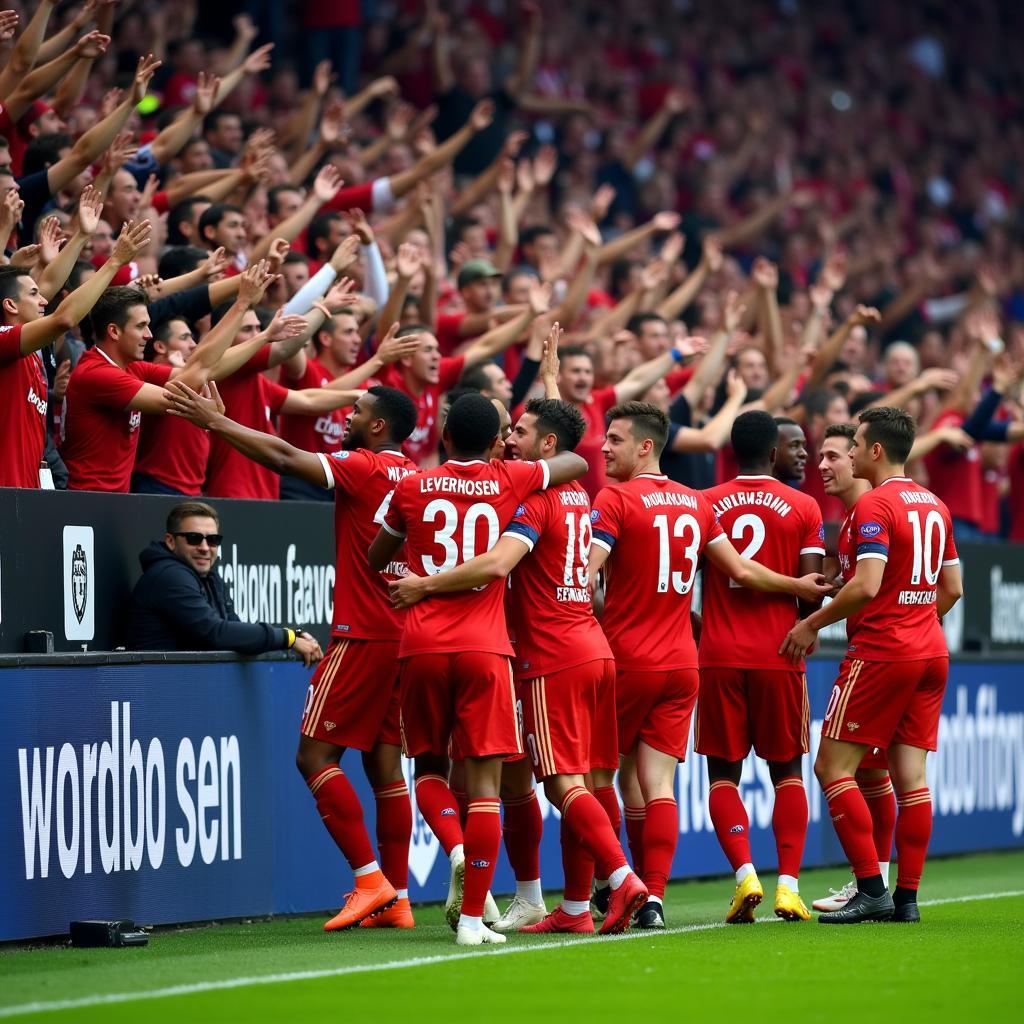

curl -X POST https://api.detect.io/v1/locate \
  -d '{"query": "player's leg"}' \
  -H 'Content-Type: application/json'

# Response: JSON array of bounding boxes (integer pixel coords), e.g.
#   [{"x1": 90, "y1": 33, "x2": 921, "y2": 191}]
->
[
  {"x1": 449, "y1": 758, "x2": 469, "y2": 827},
  {"x1": 360, "y1": 740, "x2": 414, "y2": 928},
  {"x1": 618, "y1": 754, "x2": 646, "y2": 878},
  {"x1": 886, "y1": 656, "x2": 949, "y2": 922},
  {"x1": 767, "y1": 758, "x2": 810, "y2": 920},
  {"x1": 613, "y1": 669, "x2": 649, "y2": 881},
  {"x1": 588, "y1": 765, "x2": 621, "y2": 919},
  {"x1": 459, "y1": 754, "x2": 505, "y2": 944},
  {"x1": 634, "y1": 740, "x2": 680, "y2": 930},
  {"x1": 493, "y1": 755, "x2": 545, "y2": 931}
]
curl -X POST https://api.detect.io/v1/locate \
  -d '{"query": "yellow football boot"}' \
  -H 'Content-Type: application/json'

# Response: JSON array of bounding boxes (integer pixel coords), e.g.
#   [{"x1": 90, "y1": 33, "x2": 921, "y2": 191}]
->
[
  {"x1": 726, "y1": 872, "x2": 763, "y2": 923},
  {"x1": 774, "y1": 882, "x2": 811, "y2": 921}
]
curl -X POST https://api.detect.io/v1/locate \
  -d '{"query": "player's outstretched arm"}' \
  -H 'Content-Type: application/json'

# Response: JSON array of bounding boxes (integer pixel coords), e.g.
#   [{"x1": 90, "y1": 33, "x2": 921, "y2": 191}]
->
[
  {"x1": 368, "y1": 526, "x2": 404, "y2": 573},
  {"x1": 937, "y1": 563, "x2": 964, "y2": 618},
  {"x1": 707, "y1": 537, "x2": 830, "y2": 601},
  {"x1": 545, "y1": 450, "x2": 589, "y2": 486},
  {"x1": 164, "y1": 381, "x2": 329, "y2": 487},
  {"x1": 779, "y1": 557, "x2": 885, "y2": 662},
  {"x1": 389, "y1": 536, "x2": 529, "y2": 609}
]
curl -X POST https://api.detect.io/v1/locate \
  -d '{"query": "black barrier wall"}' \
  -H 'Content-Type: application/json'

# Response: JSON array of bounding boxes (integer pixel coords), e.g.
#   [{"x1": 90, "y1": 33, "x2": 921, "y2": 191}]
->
[
  {"x1": 0, "y1": 489, "x2": 336, "y2": 653},
  {"x1": 0, "y1": 488, "x2": 1021, "y2": 655}
]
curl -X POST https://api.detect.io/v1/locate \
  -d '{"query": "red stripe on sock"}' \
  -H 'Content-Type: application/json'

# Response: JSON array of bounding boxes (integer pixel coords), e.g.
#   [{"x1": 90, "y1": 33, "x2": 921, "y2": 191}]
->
[{"x1": 307, "y1": 766, "x2": 376, "y2": 872}]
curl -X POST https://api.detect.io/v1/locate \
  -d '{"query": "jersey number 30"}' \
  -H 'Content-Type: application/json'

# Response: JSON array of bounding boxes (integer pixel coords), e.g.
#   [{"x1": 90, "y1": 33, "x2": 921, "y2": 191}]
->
[{"x1": 422, "y1": 498, "x2": 501, "y2": 574}]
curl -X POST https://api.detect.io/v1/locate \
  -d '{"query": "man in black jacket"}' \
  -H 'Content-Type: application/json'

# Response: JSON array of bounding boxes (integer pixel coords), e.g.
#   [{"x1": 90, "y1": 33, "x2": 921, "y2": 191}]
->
[{"x1": 128, "y1": 500, "x2": 323, "y2": 664}]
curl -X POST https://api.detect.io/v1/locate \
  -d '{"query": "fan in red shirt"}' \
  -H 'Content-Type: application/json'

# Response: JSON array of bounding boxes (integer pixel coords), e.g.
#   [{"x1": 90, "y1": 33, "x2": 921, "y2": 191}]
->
[
  {"x1": 390, "y1": 394, "x2": 647, "y2": 937},
  {"x1": 61, "y1": 258, "x2": 301, "y2": 493},
  {"x1": 368, "y1": 393, "x2": 588, "y2": 946},
  {"x1": 696, "y1": 411, "x2": 825, "y2": 925},
  {"x1": 0, "y1": 219, "x2": 148, "y2": 487},
  {"x1": 555, "y1": 335, "x2": 706, "y2": 499},
  {"x1": 589, "y1": 401, "x2": 828, "y2": 930},
  {"x1": 782, "y1": 407, "x2": 963, "y2": 925},
  {"x1": 166, "y1": 379, "x2": 422, "y2": 933}
]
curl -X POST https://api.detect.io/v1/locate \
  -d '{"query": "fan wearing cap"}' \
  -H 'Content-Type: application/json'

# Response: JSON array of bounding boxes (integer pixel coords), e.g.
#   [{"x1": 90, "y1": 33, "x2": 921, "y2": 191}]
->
[{"x1": 435, "y1": 258, "x2": 529, "y2": 356}]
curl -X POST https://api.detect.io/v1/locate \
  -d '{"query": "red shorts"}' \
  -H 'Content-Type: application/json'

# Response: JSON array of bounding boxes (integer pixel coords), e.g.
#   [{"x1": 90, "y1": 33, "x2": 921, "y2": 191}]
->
[
  {"x1": 399, "y1": 652, "x2": 521, "y2": 759},
  {"x1": 615, "y1": 667, "x2": 699, "y2": 760},
  {"x1": 300, "y1": 638, "x2": 401, "y2": 751},
  {"x1": 519, "y1": 659, "x2": 617, "y2": 780},
  {"x1": 859, "y1": 748, "x2": 889, "y2": 771},
  {"x1": 822, "y1": 656, "x2": 948, "y2": 751},
  {"x1": 695, "y1": 668, "x2": 809, "y2": 763}
]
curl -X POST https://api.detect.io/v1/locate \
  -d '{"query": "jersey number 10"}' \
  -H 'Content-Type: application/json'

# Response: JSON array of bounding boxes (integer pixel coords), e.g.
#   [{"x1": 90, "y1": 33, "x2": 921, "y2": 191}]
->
[{"x1": 907, "y1": 509, "x2": 945, "y2": 586}]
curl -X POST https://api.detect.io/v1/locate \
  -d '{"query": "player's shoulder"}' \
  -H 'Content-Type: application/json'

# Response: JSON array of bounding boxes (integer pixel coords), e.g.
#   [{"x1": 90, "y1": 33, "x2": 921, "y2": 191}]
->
[{"x1": 789, "y1": 486, "x2": 825, "y2": 518}]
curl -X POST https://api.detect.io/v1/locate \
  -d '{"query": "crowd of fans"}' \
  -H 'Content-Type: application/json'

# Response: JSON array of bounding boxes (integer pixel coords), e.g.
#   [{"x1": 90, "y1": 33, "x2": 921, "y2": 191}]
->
[{"x1": 1, "y1": 0, "x2": 1024, "y2": 541}]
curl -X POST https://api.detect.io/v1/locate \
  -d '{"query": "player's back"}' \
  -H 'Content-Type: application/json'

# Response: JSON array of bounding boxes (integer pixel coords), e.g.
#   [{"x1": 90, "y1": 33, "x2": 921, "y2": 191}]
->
[
  {"x1": 503, "y1": 482, "x2": 612, "y2": 678},
  {"x1": 592, "y1": 472, "x2": 722, "y2": 671},
  {"x1": 385, "y1": 457, "x2": 548, "y2": 657},
  {"x1": 845, "y1": 476, "x2": 958, "y2": 661},
  {"x1": 322, "y1": 448, "x2": 418, "y2": 641},
  {"x1": 700, "y1": 475, "x2": 825, "y2": 669}
]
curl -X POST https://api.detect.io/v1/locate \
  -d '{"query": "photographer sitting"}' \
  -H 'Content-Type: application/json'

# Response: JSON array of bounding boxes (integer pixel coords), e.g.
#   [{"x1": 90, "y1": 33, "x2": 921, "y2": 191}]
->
[{"x1": 128, "y1": 500, "x2": 322, "y2": 665}]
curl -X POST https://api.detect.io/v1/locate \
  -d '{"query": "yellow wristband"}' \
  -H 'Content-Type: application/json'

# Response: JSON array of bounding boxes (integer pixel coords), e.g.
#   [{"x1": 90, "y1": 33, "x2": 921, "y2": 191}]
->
[{"x1": 285, "y1": 628, "x2": 296, "y2": 648}]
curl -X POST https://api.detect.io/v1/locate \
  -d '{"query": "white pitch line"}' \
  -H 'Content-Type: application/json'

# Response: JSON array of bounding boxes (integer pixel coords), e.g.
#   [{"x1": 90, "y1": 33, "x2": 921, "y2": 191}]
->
[{"x1": 2, "y1": 889, "x2": 1021, "y2": 1019}]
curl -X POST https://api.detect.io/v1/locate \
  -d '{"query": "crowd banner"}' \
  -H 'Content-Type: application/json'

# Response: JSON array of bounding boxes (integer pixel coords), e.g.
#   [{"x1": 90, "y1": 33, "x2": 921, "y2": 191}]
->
[
  {"x1": 1, "y1": 489, "x2": 1023, "y2": 655},
  {"x1": 2, "y1": 654, "x2": 1022, "y2": 942}
]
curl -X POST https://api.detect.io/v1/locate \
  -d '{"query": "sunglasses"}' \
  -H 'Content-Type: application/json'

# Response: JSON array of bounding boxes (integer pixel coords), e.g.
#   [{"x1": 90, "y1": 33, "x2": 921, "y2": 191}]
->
[{"x1": 173, "y1": 531, "x2": 223, "y2": 547}]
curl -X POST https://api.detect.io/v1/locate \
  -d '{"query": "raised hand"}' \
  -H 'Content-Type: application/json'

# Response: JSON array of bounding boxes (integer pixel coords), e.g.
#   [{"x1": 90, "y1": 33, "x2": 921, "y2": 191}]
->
[
  {"x1": 367, "y1": 75, "x2": 399, "y2": 99},
  {"x1": 395, "y1": 242, "x2": 420, "y2": 279},
  {"x1": 725, "y1": 367, "x2": 747, "y2": 402},
  {"x1": 238, "y1": 258, "x2": 276, "y2": 307},
  {"x1": 674, "y1": 334, "x2": 709, "y2": 360},
  {"x1": 751, "y1": 256, "x2": 778, "y2": 290},
  {"x1": 9, "y1": 245, "x2": 40, "y2": 268},
  {"x1": 320, "y1": 99, "x2": 349, "y2": 148},
  {"x1": 722, "y1": 289, "x2": 746, "y2": 333},
  {"x1": 850, "y1": 304, "x2": 881, "y2": 328},
  {"x1": 243, "y1": 42, "x2": 274, "y2": 76},
  {"x1": 663, "y1": 87, "x2": 690, "y2": 115},
  {"x1": 313, "y1": 59, "x2": 334, "y2": 98},
  {"x1": 52, "y1": 359, "x2": 71, "y2": 403},
  {"x1": 965, "y1": 308, "x2": 1001, "y2": 345},
  {"x1": 329, "y1": 234, "x2": 361, "y2": 273},
  {"x1": 111, "y1": 219, "x2": 153, "y2": 265},
  {"x1": 469, "y1": 99, "x2": 495, "y2": 132},
  {"x1": 591, "y1": 183, "x2": 616, "y2": 221},
  {"x1": 501, "y1": 129, "x2": 529, "y2": 159},
  {"x1": 347, "y1": 207, "x2": 374, "y2": 246},
  {"x1": 541, "y1": 322, "x2": 562, "y2": 382},
  {"x1": 515, "y1": 158, "x2": 535, "y2": 195},
  {"x1": 232, "y1": 13, "x2": 259, "y2": 45},
  {"x1": 533, "y1": 145, "x2": 558, "y2": 188},
  {"x1": 496, "y1": 157, "x2": 515, "y2": 195},
  {"x1": 74, "y1": 29, "x2": 110, "y2": 59},
  {"x1": 265, "y1": 308, "x2": 310, "y2": 341},
  {"x1": 916, "y1": 367, "x2": 959, "y2": 393},
  {"x1": 193, "y1": 71, "x2": 220, "y2": 116},
  {"x1": 640, "y1": 258, "x2": 669, "y2": 291},
  {"x1": 820, "y1": 250, "x2": 848, "y2": 293},
  {"x1": 565, "y1": 206, "x2": 602, "y2": 248},
  {"x1": 37, "y1": 217, "x2": 64, "y2": 265},
  {"x1": 528, "y1": 278, "x2": 553, "y2": 316},
  {"x1": 702, "y1": 234, "x2": 724, "y2": 272},
  {"x1": 0, "y1": 10, "x2": 18, "y2": 43},
  {"x1": 202, "y1": 246, "x2": 231, "y2": 279},
  {"x1": 325, "y1": 276, "x2": 358, "y2": 310},
  {"x1": 165, "y1": 379, "x2": 221, "y2": 428},
  {"x1": 652, "y1": 210, "x2": 681, "y2": 232},
  {"x1": 0, "y1": 189, "x2": 24, "y2": 239},
  {"x1": 100, "y1": 88, "x2": 123, "y2": 119},
  {"x1": 809, "y1": 281, "x2": 833, "y2": 312},
  {"x1": 386, "y1": 101, "x2": 416, "y2": 142},
  {"x1": 265, "y1": 237, "x2": 290, "y2": 274},
  {"x1": 138, "y1": 173, "x2": 160, "y2": 213},
  {"x1": 660, "y1": 230, "x2": 685, "y2": 265},
  {"x1": 312, "y1": 164, "x2": 344, "y2": 203},
  {"x1": 131, "y1": 54, "x2": 162, "y2": 104},
  {"x1": 377, "y1": 324, "x2": 423, "y2": 364}
]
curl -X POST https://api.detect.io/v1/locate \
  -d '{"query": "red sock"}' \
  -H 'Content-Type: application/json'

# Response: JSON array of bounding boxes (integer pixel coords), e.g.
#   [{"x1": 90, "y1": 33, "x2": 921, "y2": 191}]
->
[
  {"x1": 462, "y1": 798, "x2": 501, "y2": 917},
  {"x1": 593, "y1": 785, "x2": 622, "y2": 837},
  {"x1": 414, "y1": 774, "x2": 464, "y2": 856},
  {"x1": 452, "y1": 788, "x2": 469, "y2": 829},
  {"x1": 502, "y1": 791, "x2": 543, "y2": 882},
  {"x1": 624, "y1": 805, "x2": 646, "y2": 878},
  {"x1": 895, "y1": 788, "x2": 932, "y2": 890},
  {"x1": 562, "y1": 786, "x2": 628, "y2": 879},
  {"x1": 307, "y1": 766, "x2": 376, "y2": 873},
  {"x1": 560, "y1": 815, "x2": 595, "y2": 903},
  {"x1": 772, "y1": 776, "x2": 808, "y2": 879},
  {"x1": 642, "y1": 798, "x2": 678, "y2": 900},
  {"x1": 859, "y1": 774, "x2": 897, "y2": 864},
  {"x1": 823, "y1": 777, "x2": 880, "y2": 879},
  {"x1": 374, "y1": 781, "x2": 412, "y2": 892},
  {"x1": 708, "y1": 780, "x2": 751, "y2": 872}
]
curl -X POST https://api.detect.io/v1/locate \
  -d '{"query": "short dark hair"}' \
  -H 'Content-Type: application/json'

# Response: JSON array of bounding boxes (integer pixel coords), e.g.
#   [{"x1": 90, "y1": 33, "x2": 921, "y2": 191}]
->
[
  {"x1": 308, "y1": 211, "x2": 342, "y2": 257},
  {"x1": 803, "y1": 387, "x2": 842, "y2": 420},
  {"x1": 159, "y1": 245, "x2": 209, "y2": 280},
  {"x1": 167, "y1": 195, "x2": 211, "y2": 246},
  {"x1": 396, "y1": 323, "x2": 431, "y2": 339},
  {"x1": 445, "y1": 392, "x2": 500, "y2": 454},
  {"x1": 62, "y1": 259, "x2": 94, "y2": 296},
  {"x1": 203, "y1": 109, "x2": 239, "y2": 135},
  {"x1": 198, "y1": 203, "x2": 243, "y2": 244},
  {"x1": 0, "y1": 265, "x2": 32, "y2": 302},
  {"x1": 366, "y1": 385, "x2": 417, "y2": 444},
  {"x1": 87, "y1": 286, "x2": 148, "y2": 345},
  {"x1": 267, "y1": 184, "x2": 302, "y2": 217},
  {"x1": 145, "y1": 317, "x2": 192, "y2": 362},
  {"x1": 824, "y1": 423, "x2": 857, "y2": 445},
  {"x1": 452, "y1": 215, "x2": 482, "y2": 242},
  {"x1": 521, "y1": 224, "x2": 556, "y2": 246},
  {"x1": 22, "y1": 132, "x2": 72, "y2": 176},
  {"x1": 282, "y1": 251, "x2": 309, "y2": 267},
  {"x1": 773, "y1": 416, "x2": 801, "y2": 429},
  {"x1": 524, "y1": 398, "x2": 586, "y2": 452},
  {"x1": 626, "y1": 312, "x2": 667, "y2": 336},
  {"x1": 731, "y1": 410, "x2": 779, "y2": 466},
  {"x1": 559, "y1": 344, "x2": 592, "y2": 365},
  {"x1": 858, "y1": 406, "x2": 915, "y2": 464},
  {"x1": 606, "y1": 400, "x2": 670, "y2": 456},
  {"x1": 167, "y1": 500, "x2": 219, "y2": 534},
  {"x1": 444, "y1": 385, "x2": 480, "y2": 406},
  {"x1": 210, "y1": 301, "x2": 234, "y2": 327},
  {"x1": 848, "y1": 391, "x2": 886, "y2": 417},
  {"x1": 459, "y1": 361, "x2": 497, "y2": 392}
]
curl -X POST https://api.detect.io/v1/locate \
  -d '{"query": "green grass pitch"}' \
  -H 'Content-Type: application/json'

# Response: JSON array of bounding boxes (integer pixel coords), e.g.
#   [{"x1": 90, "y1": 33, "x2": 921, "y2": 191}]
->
[{"x1": 1, "y1": 851, "x2": 1020, "y2": 1022}]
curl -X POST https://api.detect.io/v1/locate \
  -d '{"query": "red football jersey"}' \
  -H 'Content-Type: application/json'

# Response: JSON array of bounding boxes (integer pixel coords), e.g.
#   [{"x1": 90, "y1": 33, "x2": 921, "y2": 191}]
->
[
  {"x1": 1009, "y1": 442, "x2": 1024, "y2": 542},
  {"x1": 574, "y1": 386, "x2": 617, "y2": 499},
  {"x1": 502, "y1": 481, "x2": 612, "y2": 679},
  {"x1": 843, "y1": 476, "x2": 958, "y2": 661},
  {"x1": 379, "y1": 355, "x2": 465, "y2": 465},
  {"x1": 592, "y1": 473, "x2": 725, "y2": 671},
  {"x1": 317, "y1": 447, "x2": 418, "y2": 641},
  {"x1": 700, "y1": 475, "x2": 825, "y2": 670},
  {"x1": 0, "y1": 324, "x2": 48, "y2": 488},
  {"x1": 384, "y1": 457, "x2": 550, "y2": 657},
  {"x1": 206, "y1": 348, "x2": 289, "y2": 499},
  {"x1": 133, "y1": 410, "x2": 209, "y2": 494},
  {"x1": 60, "y1": 348, "x2": 173, "y2": 492},
  {"x1": 277, "y1": 355, "x2": 348, "y2": 456},
  {"x1": 923, "y1": 410, "x2": 984, "y2": 527}
]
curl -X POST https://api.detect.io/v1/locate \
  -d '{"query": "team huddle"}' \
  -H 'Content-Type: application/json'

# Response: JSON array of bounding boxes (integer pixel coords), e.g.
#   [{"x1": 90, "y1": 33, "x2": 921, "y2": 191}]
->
[{"x1": 167, "y1": 329, "x2": 963, "y2": 945}]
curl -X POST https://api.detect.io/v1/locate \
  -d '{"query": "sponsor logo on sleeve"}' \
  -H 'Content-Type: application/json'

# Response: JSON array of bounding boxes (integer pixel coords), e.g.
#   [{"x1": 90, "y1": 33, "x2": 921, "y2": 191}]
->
[
  {"x1": 859, "y1": 522, "x2": 882, "y2": 538},
  {"x1": 819, "y1": 524, "x2": 826, "y2": 541},
  {"x1": 515, "y1": 504, "x2": 526, "y2": 517},
  {"x1": 332, "y1": 451, "x2": 350, "y2": 460},
  {"x1": 590, "y1": 509, "x2": 600, "y2": 522}
]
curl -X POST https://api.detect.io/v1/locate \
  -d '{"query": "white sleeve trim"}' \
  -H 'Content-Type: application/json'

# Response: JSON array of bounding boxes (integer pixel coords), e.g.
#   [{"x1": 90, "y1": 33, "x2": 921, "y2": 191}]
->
[
  {"x1": 942, "y1": 558, "x2": 960, "y2": 566},
  {"x1": 372, "y1": 177, "x2": 395, "y2": 213},
  {"x1": 591, "y1": 536, "x2": 614, "y2": 553},
  {"x1": 501, "y1": 530, "x2": 535, "y2": 551},
  {"x1": 539, "y1": 460, "x2": 551, "y2": 490},
  {"x1": 857, "y1": 552, "x2": 888, "y2": 562},
  {"x1": 283, "y1": 262, "x2": 338, "y2": 315},
  {"x1": 315, "y1": 453, "x2": 335, "y2": 490},
  {"x1": 800, "y1": 546, "x2": 827, "y2": 555},
  {"x1": 706, "y1": 533, "x2": 728, "y2": 545},
  {"x1": 381, "y1": 520, "x2": 405, "y2": 539}
]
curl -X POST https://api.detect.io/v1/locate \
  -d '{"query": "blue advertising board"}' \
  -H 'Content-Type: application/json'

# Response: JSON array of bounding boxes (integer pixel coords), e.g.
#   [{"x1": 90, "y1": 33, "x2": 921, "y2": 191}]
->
[{"x1": 2, "y1": 658, "x2": 1022, "y2": 941}]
